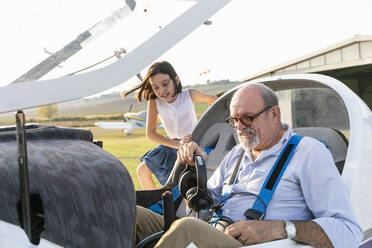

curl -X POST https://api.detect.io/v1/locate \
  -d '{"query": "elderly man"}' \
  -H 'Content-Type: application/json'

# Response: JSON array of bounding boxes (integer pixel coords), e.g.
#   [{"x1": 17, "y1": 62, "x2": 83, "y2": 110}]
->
[{"x1": 135, "y1": 83, "x2": 362, "y2": 248}]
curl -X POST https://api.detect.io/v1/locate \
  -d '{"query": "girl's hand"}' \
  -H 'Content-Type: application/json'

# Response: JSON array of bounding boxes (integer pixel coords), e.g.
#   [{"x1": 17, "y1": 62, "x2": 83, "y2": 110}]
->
[
  {"x1": 178, "y1": 141, "x2": 206, "y2": 165},
  {"x1": 120, "y1": 91, "x2": 127, "y2": 101},
  {"x1": 180, "y1": 135, "x2": 192, "y2": 146}
]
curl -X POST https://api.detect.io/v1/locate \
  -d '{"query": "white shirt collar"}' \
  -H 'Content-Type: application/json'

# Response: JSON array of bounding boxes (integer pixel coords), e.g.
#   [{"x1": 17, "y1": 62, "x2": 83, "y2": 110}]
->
[{"x1": 250, "y1": 128, "x2": 293, "y2": 161}]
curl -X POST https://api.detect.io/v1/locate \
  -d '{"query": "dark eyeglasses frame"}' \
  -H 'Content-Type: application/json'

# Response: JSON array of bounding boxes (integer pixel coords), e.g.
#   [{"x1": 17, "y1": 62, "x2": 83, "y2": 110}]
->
[{"x1": 226, "y1": 105, "x2": 274, "y2": 127}]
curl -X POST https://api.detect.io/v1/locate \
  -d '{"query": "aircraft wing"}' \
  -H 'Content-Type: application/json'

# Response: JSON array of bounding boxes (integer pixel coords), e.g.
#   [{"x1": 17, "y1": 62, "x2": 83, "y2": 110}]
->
[
  {"x1": 94, "y1": 122, "x2": 136, "y2": 129},
  {"x1": 0, "y1": 0, "x2": 231, "y2": 114}
]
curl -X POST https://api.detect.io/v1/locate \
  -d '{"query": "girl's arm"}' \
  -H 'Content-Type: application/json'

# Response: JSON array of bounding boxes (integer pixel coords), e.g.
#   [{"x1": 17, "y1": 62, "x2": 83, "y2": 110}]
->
[
  {"x1": 146, "y1": 99, "x2": 182, "y2": 149},
  {"x1": 188, "y1": 88, "x2": 218, "y2": 105}
]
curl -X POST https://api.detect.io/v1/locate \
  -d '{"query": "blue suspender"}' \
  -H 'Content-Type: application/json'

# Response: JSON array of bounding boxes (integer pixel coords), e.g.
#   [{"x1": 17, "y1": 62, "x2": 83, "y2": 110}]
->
[
  {"x1": 246, "y1": 134, "x2": 303, "y2": 219},
  {"x1": 210, "y1": 135, "x2": 303, "y2": 224}
]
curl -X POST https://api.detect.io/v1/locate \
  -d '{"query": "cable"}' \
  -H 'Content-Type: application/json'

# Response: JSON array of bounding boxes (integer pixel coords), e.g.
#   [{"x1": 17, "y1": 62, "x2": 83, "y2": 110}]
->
[
  {"x1": 230, "y1": 191, "x2": 267, "y2": 217},
  {"x1": 66, "y1": 55, "x2": 115, "y2": 76},
  {"x1": 186, "y1": 191, "x2": 267, "y2": 224},
  {"x1": 66, "y1": 48, "x2": 127, "y2": 76},
  {"x1": 208, "y1": 191, "x2": 267, "y2": 223}
]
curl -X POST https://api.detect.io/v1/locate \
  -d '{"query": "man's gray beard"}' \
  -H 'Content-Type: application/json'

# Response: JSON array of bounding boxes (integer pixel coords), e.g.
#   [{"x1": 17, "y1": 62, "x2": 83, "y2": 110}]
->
[{"x1": 238, "y1": 127, "x2": 260, "y2": 151}]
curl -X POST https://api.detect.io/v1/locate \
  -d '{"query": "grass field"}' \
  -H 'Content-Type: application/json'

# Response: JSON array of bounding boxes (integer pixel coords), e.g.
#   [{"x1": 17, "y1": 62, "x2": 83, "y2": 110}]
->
[
  {"x1": 0, "y1": 93, "x2": 218, "y2": 189},
  {"x1": 90, "y1": 126, "x2": 166, "y2": 190},
  {"x1": 0, "y1": 103, "x2": 211, "y2": 189}
]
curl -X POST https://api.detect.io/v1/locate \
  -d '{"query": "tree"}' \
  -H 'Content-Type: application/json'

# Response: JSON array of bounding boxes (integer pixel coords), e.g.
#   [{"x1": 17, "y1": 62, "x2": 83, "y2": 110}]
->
[{"x1": 37, "y1": 104, "x2": 59, "y2": 119}]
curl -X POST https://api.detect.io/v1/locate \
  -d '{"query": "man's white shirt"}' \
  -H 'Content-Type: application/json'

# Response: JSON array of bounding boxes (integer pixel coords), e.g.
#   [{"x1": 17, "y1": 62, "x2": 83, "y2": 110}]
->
[{"x1": 207, "y1": 128, "x2": 362, "y2": 248}]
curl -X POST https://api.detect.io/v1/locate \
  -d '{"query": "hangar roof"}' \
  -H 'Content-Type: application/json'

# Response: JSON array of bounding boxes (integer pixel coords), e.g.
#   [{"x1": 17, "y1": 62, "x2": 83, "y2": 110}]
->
[{"x1": 241, "y1": 35, "x2": 372, "y2": 82}]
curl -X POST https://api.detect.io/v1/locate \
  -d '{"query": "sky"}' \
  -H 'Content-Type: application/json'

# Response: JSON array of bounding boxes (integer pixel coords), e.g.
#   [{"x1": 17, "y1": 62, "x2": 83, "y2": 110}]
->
[{"x1": 1, "y1": 0, "x2": 372, "y2": 97}]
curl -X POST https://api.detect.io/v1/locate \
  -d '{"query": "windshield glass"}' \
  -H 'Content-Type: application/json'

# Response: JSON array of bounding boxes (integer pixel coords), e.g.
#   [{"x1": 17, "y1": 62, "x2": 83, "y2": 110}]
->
[{"x1": 278, "y1": 88, "x2": 350, "y2": 138}]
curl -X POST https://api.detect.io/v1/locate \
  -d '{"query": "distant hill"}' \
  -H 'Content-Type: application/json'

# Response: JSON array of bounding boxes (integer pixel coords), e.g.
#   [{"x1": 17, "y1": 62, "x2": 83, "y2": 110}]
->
[
  {"x1": 58, "y1": 79, "x2": 241, "y2": 117},
  {"x1": 0, "y1": 79, "x2": 241, "y2": 122},
  {"x1": 185, "y1": 79, "x2": 241, "y2": 96},
  {"x1": 58, "y1": 96, "x2": 147, "y2": 116}
]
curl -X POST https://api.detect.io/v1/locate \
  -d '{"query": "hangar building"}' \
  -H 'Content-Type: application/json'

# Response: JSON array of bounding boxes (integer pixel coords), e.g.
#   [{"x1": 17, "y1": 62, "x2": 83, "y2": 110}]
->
[{"x1": 242, "y1": 35, "x2": 372, "y2": 110}]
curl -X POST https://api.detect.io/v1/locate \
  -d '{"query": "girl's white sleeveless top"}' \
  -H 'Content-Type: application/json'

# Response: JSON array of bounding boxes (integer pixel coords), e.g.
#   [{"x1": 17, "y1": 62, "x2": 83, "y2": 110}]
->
[{"x1": 156, "y1": 89, "x2": 197, "y2": 139}]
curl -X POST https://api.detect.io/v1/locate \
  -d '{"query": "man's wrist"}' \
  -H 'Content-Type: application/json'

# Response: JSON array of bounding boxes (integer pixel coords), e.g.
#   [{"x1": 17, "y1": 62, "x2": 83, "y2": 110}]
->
[{"x1": 272, "y1": 221, "x2": 287, "y2": 240}]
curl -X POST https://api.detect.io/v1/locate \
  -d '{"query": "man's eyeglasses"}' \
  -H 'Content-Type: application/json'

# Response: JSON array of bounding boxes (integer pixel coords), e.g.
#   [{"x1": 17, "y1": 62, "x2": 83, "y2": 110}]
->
[{"x1": 226, "y1": 105, "x2": 274, "y2": 127}]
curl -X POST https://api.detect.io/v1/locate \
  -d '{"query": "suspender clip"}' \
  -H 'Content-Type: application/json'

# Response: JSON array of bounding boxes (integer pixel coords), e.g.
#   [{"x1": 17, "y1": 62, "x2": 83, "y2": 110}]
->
[{"x1": 244, "y1": 208, "x2": 264, "y2": 220}]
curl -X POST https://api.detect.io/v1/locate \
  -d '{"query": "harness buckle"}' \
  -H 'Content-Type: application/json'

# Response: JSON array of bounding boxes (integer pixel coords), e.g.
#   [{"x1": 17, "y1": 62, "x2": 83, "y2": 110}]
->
[
  {"x1": 244, "y1": 208, "x2": 264, "y2": 220},
  {"x1": 209, "y1": 215, "x2": 234, "y2": 232}
]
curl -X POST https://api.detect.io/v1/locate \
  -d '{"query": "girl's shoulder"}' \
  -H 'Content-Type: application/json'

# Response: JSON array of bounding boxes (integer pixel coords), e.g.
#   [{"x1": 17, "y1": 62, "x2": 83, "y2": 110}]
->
[
  {"x1": 186, "y1": 88, "x2": 198, "y2": 94},
  {"x1": 186, "y1": 88, "x2": 200, "y2": 99},
  {"x1": 187, "y1": 88, "x2": 217, "y2": 104}
]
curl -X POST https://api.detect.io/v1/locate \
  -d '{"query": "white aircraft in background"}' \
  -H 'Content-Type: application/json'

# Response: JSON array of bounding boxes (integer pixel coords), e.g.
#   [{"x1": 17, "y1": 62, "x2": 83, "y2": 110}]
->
[{"x1": 94, "y1": 109, "x2": 163, "y2": 135}]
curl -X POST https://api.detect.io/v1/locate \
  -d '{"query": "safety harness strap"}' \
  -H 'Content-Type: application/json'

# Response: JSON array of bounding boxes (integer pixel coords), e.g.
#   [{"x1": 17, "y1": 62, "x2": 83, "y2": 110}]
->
[
  {"x1": 209, "y1": 151, "x2": 244, "y2": 227},
  {"x1": 219, "y1": 151, "x2": 245, "y2": 204},
  {"x1": 209, "y1": 134, "x2": 303, "y2": 225},
  {"x1": 246, "y1": 134, "x2": 303, "y2": 219},
  {"x1": 228, "y1": 151, "x2": 245, "y2": 185}
]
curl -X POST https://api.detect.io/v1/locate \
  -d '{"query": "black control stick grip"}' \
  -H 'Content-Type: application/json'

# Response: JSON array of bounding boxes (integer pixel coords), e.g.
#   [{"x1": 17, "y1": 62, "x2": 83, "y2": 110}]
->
[{"x1": 162, "y1": 191, "x2": 175, "y2": 231}]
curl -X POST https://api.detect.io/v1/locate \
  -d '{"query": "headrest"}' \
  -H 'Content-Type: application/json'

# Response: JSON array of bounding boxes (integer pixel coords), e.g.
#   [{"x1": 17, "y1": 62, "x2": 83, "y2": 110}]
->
[
  {"x1": 294, "y1": 127, "x2": 348, "y2": 174},
  {"x1": 198, "y1": 123, "x2": 239, "y2": 177}
]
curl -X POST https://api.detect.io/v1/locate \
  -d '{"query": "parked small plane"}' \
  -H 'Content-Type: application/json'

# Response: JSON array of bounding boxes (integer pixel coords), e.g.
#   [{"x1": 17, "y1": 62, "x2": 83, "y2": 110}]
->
[
  {"x1": 0, "y1": 0, "x2": 371, "y2": 248},
  {"x1": 94, "y1": 109, "x2": 163, "y2": 135}
]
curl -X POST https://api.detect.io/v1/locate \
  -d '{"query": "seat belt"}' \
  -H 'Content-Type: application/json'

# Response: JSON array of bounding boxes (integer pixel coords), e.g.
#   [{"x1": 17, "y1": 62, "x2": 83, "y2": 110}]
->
[
  {"x1": 245, "y1": 134, "x2": 303, "y2": 220},
  {"x1": 208, "y1": 152, "x2": 244, "y2": 228},
  {"x1": 209, "y1": 134, "x2": 303, "y2": 226}
]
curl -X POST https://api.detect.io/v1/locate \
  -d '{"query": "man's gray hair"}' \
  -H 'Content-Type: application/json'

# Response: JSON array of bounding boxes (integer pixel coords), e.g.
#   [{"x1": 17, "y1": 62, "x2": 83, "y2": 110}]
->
[{"x1": 260, "y1": 85, "x2": 278, "y2": 107}]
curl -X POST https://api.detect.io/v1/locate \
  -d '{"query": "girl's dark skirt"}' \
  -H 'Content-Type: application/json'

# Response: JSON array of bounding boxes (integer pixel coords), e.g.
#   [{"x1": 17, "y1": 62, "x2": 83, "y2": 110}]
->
[{"x1": 140, "y1": 144, "x2": 178, "y2": 185}]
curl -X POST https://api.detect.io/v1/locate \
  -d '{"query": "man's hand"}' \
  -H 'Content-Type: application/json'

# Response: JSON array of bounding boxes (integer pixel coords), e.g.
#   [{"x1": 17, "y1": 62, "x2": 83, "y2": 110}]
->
[
  {"x1": 224, "y1": 220, "x2": 286, "y2": 245},
  {"x1": 177, "y1": 141, "x2": 206, "y2": 165}
]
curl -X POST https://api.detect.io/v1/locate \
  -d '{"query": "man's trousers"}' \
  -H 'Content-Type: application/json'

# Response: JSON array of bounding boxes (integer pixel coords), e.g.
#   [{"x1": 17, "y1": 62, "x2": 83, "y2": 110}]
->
[{"x1": 135, "y1": 206, "x2": 242, "y2": 248}]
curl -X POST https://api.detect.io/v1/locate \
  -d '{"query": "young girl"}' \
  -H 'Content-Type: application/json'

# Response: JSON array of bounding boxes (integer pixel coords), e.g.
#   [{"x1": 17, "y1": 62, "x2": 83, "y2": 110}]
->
[{"x1": 122, "y1": 61, "x2": 217, "y2": 189}]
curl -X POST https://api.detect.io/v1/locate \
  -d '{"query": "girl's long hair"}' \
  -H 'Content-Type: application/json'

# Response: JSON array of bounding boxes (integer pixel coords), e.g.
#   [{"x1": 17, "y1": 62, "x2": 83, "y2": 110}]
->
[{"x1": 123, "y1": 61, "x2": 182, "y2": 102}]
